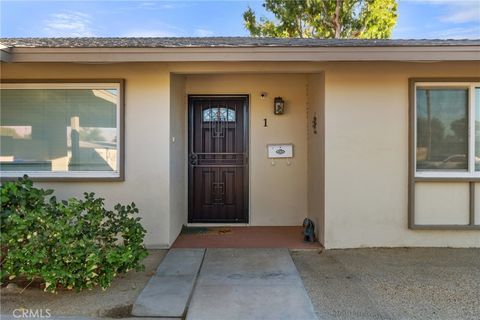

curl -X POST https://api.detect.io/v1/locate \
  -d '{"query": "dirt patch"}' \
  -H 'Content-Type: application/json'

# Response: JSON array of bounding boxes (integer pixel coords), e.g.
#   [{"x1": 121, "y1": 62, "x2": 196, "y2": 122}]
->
[
  {"x1": 97, "y1": 304, "x2": 133, "y2": 318},
  {"x1": 0, "y1": 249, "x2": 166, "y2": 318}
]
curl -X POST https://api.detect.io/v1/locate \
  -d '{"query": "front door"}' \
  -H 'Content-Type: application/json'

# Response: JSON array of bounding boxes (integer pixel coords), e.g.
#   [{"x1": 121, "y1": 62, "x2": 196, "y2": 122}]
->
[{"x1": 188, "y1": 96, "x2": 249, "y2": 223}]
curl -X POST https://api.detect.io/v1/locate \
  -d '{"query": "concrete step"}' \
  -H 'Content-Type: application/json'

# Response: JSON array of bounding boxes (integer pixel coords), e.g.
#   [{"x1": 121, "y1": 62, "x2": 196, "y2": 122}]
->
[{"x1": 131, "y1": 248, "x2": 205, "y2": 318}]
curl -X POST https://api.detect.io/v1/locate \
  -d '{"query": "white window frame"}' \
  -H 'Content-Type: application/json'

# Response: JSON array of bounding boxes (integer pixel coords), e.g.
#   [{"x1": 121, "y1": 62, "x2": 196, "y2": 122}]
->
[
  {"x1": 414, "y1": 82, "x2": 480, "y2": 179},
  {"x1": 0, "y1": 82, "x2": 123, "y2": 179}
]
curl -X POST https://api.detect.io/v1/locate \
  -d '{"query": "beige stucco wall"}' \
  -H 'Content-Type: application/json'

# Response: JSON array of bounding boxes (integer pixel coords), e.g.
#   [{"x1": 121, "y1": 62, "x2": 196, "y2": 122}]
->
[
  {"x1": 1, "y1": 65, "x2": 310, "y2": 246},
  {"x1": 185, "y1": 73, "x2": 308, "y2": 226},
  {"x1": 322, "y1": 61, "x2": 480, "y2": 248},
  {"x1": 1, "y1": 63, "x2": 173, "y2": 248},
  {"x1": 307, "y1": 73, "x2": 325, "y2": 244},
  {"x1": 2, "y1": 60, "x2": 479, "y2": 249},
  {"x1": 169, "y1": 74, "x2": 187, "y2": 244}
]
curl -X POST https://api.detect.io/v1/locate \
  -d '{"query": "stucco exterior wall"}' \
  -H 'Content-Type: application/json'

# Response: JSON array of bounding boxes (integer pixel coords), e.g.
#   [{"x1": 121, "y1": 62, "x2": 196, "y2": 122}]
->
[
  {"x1": 169, "y1": 74, "x2": 187, "y2": 244},
  {"x1": 1, "y1": 63, "x2": 173, "y2": 248},
  {"x1": 322, "y1": 61, "x2": 480, "y2": 248},
  {"x1": 185, "y1": 74, "x2": 309, "y2": 226},
  {"x1": 307, "y1": 73, "x2": 325, "y2": 244},
  {"x1": 2, "y1": 61, "x2": 479, "y2": 249},
  {"x1": 1, "y1": 65, "x2": 311, "y2": 246}
]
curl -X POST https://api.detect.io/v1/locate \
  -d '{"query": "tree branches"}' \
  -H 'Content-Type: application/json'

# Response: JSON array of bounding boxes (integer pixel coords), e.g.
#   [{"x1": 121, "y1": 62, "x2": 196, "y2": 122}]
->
[{"x1": 243, "y1": 0, "x2": 398, "y2": 39}]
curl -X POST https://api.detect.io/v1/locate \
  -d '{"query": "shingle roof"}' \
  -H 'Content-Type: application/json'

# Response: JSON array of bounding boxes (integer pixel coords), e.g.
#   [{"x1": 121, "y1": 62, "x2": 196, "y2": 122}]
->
[{"x1": 1, "y1": 37, "x2": 479, "y2": 48}]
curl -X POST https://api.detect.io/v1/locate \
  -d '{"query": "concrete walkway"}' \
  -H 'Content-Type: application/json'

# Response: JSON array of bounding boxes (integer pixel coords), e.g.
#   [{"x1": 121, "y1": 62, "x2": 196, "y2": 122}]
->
[
  {"x1": 132, "y1": 249, "x2": 205, "y2": 318},
  {"x1": 133, "y1": 248, "x2": 317, "y2": 320}
]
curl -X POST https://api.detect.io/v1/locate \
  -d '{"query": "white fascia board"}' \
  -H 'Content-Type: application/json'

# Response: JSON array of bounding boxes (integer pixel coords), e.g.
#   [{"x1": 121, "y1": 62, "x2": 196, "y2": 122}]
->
[{"x1": 7, "y1": 46, "x2": 480, "y2": 62}]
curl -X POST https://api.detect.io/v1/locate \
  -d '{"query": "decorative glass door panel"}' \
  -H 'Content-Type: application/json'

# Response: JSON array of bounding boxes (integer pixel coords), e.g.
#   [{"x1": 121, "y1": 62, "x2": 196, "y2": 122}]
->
[{"x1": 188, "y1": 96, "x2": 248, "y2": 223}]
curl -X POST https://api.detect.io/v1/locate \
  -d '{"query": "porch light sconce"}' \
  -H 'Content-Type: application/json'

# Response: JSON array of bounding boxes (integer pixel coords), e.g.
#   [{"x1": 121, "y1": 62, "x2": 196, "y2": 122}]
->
[{"x1": 274, "y1": 97, "x2": 285, "y2": 115}]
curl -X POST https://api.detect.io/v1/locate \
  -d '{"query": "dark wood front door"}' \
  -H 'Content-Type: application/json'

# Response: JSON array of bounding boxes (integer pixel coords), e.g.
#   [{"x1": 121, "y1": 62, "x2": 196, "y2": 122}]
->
[{"x1": 188, "y1": 96, "x2": 249, "y2": 223}]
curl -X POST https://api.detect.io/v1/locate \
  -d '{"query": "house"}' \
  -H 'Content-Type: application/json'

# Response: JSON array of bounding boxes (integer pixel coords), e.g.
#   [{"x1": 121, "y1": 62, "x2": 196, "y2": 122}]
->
[{"x1": 1, "y1": 37, "x2": 479, "y2": 249}]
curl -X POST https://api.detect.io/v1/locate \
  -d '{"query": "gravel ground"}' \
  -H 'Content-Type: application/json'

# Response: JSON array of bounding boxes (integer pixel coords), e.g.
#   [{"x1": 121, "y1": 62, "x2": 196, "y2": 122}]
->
[
  {"x1": 0, "y1": 250, "x2": 166, "y2": 318},
  {"x1": 291, "y1": 248, "x2": 480, "y2": 320}
]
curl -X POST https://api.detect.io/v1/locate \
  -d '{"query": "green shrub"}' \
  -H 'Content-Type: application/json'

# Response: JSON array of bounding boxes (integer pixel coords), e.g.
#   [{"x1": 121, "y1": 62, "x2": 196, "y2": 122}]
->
[{"x1": 0, "y1": 176, "x2": 148, "y2": 292}]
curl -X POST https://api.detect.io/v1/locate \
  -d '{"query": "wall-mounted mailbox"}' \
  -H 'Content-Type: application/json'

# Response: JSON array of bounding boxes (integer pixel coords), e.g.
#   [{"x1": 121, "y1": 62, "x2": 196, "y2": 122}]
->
[{"x1": 267, "y1": 144, "x2": 294, "y2": 158}]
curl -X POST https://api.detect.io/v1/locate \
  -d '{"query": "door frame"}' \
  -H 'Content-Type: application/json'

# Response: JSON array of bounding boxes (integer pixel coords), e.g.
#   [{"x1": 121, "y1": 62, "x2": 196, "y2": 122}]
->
[{"x1": 187, "y1": 94, "x2": 250, "y2": 224}]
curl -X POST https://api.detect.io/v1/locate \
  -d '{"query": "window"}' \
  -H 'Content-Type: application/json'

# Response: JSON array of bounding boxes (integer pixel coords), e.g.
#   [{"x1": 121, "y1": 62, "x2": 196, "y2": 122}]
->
[
  {"x1": 414, "y1": 81, "x2": 480, "y2": 178},
  {"x1": 0, "y1": 81, "x2": 123, "y2": 179},
  {"x1": 202, "y1": 107, "x2": 236, "y2": 122}
]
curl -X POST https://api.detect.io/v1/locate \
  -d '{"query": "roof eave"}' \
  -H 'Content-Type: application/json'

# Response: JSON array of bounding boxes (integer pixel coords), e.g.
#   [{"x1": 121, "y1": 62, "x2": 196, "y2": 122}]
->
[{"x1": 4, "y1": 45, "x2": 480, "y2": 63}]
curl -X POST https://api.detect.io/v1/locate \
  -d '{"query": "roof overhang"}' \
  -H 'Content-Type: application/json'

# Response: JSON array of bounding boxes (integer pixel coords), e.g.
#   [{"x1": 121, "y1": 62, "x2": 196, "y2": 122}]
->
[{"x1": 3, "y1": 45, "x2": 479, "y2": 63}]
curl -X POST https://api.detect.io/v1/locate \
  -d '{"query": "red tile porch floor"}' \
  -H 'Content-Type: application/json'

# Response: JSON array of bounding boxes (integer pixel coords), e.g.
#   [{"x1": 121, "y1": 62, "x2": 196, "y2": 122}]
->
[{"x1": 171, "y1": 226, "x2": 322, "y2": 249}]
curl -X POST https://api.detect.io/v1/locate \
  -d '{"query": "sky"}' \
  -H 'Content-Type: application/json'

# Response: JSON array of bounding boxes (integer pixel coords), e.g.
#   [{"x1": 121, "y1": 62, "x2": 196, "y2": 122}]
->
[{"x1": 0, "y1": 0, "x2": 479, "y2": 39}]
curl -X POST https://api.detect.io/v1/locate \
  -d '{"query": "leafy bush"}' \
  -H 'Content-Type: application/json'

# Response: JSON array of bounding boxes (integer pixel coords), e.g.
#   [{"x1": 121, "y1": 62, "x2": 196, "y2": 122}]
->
[{"x1": 1, "y1": 176, "x2": 148, "y2": 292}]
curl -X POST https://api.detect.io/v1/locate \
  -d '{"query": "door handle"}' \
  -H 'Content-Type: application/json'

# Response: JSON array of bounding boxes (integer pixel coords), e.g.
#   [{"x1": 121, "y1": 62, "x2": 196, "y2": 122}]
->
[{"x1": 190, "y1": 153, "x2": 198, "y2": 165}]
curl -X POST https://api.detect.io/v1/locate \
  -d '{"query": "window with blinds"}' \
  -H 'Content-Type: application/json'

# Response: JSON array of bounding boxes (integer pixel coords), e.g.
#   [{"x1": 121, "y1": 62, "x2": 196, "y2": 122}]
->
[{"x1": 0, "y1": 82, "x2": 122, "y2": 179}]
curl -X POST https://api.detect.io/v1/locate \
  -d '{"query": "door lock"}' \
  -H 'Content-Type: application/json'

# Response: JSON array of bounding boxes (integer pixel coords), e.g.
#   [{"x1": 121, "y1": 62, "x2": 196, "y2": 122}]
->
[{"x1": 190, "y1": 153, "x2": 198, "y2": 165}]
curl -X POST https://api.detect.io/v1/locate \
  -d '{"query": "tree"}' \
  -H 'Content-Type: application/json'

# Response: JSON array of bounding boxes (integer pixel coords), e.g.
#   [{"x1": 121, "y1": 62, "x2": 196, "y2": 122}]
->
[
  {"x1": 243, "y1": 0, "x2": 398, "y2": 39},
  {"x1": 80, "y1": 127, "x2": 106, "y2": 142}
]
